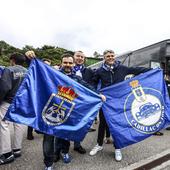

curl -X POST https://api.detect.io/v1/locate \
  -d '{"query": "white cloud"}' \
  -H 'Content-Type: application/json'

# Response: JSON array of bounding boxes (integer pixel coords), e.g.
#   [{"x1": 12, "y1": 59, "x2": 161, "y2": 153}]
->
[{"x1": 0, "y1": 0, "x2": 170, "y2": 56}]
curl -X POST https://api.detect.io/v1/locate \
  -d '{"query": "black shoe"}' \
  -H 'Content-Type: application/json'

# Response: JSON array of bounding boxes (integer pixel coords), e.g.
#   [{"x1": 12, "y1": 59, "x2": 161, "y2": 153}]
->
[
  {"x1": 0, "y1": 153, "x2": 14, "y2": 165},
  {"x1": 13, "y1": 149, "x2": 21, "y2": 158},
  {"x1": 88, "y1": 128, "x2": 96, "y2": 132},
  {"x1": 27, "y1": 135, "x2": 34, "y2": 140},
  {"x1": 53, "y1": 154, "x2": 60, "y2": 162},
  {"x1": 166, "y1": 127, "x2": 170, "y2": 130},
  {"x1": 74, "y1": 146, "x2": 86, "y2": 154},
  {"x1": 153, "y1": 132, "x2": 164, "y2": 136}
]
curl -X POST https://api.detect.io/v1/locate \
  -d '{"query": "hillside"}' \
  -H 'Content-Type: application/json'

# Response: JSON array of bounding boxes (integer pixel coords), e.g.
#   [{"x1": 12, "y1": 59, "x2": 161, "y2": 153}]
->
[{"x1": 0, "y1": 41, "x2": 102, "y2": 66}]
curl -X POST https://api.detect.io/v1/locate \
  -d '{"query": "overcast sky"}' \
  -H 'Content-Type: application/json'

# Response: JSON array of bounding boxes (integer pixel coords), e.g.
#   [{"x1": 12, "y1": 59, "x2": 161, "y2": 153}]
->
[{"x1": 0, "y1": 0, "x2": 170, "y2": 56}]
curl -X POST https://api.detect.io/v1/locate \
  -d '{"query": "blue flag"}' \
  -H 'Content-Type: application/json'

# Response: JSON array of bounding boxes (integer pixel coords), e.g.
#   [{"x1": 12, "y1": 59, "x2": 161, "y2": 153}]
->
[
  {"x1": 4, "y1": 59, "x2": 102, "y2": 142},
  {"x1": 101, "y1": 69, "x2": 170, "y2": 149}
]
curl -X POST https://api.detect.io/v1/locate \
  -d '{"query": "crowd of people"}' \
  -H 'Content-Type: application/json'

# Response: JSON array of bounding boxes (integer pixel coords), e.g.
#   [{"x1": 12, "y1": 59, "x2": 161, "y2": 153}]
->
[{"x1": 0, "y1": 50, "x2": 166, "y2": 170}]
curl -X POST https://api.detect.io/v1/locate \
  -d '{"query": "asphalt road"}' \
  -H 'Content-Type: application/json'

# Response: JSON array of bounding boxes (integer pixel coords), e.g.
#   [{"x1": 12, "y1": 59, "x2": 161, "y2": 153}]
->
[{"x1": 1, "y1": 123, "x2": 170, "y2": 170}]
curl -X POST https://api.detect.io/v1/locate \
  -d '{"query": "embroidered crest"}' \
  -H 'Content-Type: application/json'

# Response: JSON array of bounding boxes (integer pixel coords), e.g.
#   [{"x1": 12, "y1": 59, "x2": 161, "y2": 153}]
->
[{"x1": 42, "y1": 86, "x2": 78, "y2": 125}]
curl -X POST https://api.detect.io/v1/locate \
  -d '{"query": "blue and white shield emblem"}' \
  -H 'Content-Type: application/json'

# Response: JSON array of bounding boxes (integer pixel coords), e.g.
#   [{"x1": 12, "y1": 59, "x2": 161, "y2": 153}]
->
[
  {"x1": 124, "y1": 80, "x2": 165, "y2": 134},
  {"x1": 42, "y1": 93, "x2": 75, "y2": 125}
]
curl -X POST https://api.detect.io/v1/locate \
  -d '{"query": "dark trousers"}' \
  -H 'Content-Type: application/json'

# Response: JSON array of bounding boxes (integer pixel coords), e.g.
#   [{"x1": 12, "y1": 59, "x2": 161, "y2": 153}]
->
[
  {"x1": 74, "y1": 142, "x2": 81, "y2": 148},
  {"x1": 55, "y1": 138, "x2": 70, "y2": 154},
  {"x1": 43, "y1": 134, "x2": 70, "y2": 167},
  {"x1": 106, "y1": 124, "x2": 110, "y2": 138},
  {"x1": 27, "y1": 126, "x2": 33, "y2": 137},
  {"x1": 43, "y1": 134, "x2": 55, "y2": 167},
  {"x1": 97, "y1": 109, "x2": 110, "y2": 146}
]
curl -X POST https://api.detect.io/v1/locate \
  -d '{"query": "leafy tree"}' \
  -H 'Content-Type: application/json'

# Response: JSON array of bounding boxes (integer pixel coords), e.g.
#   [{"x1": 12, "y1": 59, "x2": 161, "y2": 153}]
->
[{"x1": 0, "y1": 40, "x2": 101, "y2": 67}]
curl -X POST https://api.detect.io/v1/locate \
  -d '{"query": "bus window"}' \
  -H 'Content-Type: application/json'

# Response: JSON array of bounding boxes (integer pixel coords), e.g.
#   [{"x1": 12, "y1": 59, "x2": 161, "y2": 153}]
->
[
  {"x1": 166, "y1": 44, "x2": 170, "y2": 56},
  {"x1": 150, "y1": 61, "x2": 161, "y2": 69},
  {"x1": 117, "y1": 55, "x2": 129, "y2": 66}
]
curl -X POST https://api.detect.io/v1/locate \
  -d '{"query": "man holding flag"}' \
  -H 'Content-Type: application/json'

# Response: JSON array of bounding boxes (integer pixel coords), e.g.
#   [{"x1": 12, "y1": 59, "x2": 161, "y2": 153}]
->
[
  {"x1": 50, "y1": 53, "x2": 105, "y2": 168},
  {"x1": 89, "y1": 49, "x2": 150, "y2": 161},
  {"x1": 99, "y1": 67, "x2": 170, "y2": 161},
  {"x1": 4, "y1": 52, "x2": 106, "y2": 170}
]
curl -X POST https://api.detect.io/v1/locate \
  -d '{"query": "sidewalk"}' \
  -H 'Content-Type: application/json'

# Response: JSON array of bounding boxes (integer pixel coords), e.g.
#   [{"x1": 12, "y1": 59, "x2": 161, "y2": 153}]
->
[{"x1": 1, "y1": 124, "x2": 170, "y2": 170}]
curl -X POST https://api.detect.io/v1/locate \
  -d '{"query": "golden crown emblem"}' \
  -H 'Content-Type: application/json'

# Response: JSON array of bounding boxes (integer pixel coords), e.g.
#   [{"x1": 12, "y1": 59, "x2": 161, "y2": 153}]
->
[
  {"x1": 57, "y1": 85, "x2": 78, "y2": 101},
  {"x1": 129, "y1": 80, "x2": 139, "y2": 88}
]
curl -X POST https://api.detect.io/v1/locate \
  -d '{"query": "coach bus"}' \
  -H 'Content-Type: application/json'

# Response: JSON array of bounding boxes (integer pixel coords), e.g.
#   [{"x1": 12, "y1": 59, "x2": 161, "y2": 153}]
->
[{"x1": 89, "y1": 39, "x2": 170, "y2": 81}]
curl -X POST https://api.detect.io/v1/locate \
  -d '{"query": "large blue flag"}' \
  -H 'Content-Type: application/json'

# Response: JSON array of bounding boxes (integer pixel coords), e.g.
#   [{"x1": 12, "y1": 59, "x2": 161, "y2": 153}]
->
[
  {"x1": 101, "y1": 69, "x2": 170, "y2": 149},
  {"x1": 4, "y1": 59, "x2": 102, "y2": 142}
]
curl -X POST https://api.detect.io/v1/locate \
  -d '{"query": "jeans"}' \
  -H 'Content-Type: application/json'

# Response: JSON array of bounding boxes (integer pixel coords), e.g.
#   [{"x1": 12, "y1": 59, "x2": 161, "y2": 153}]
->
[
  {"x1": 43, "y1": 134, "x2": 55, "y2": 167},
  {"x1": 55, "y1": 138, "x2": 70, "y2": 154},
  {"x1": 43, "y1": 134, "x2": 70, "y2": 167},
  {"x1": 74, "y1": 142, "x2": 81, "y2": 149}
]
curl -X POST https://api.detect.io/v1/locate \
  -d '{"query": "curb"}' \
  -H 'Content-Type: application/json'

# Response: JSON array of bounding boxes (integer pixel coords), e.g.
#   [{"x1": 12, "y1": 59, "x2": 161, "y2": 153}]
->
[{"x1": 120, "y1": 149, "x2": 170, "y2": 170}]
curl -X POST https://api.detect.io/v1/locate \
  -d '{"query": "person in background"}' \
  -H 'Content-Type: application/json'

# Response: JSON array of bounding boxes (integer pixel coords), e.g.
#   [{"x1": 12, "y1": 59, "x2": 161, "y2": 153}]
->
[
  {"x1": 42, "y1": 58, "x2": 52, "y2": 65},
  {"x1": 53, "y1": 65, "x2": 60, "y2": 70},
  {"x1": 164, "y1": 71, "x2": 170, "y2": 131},
  {"x1": 0, "y1": 53, "x2": 27, "y2": 165}
]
